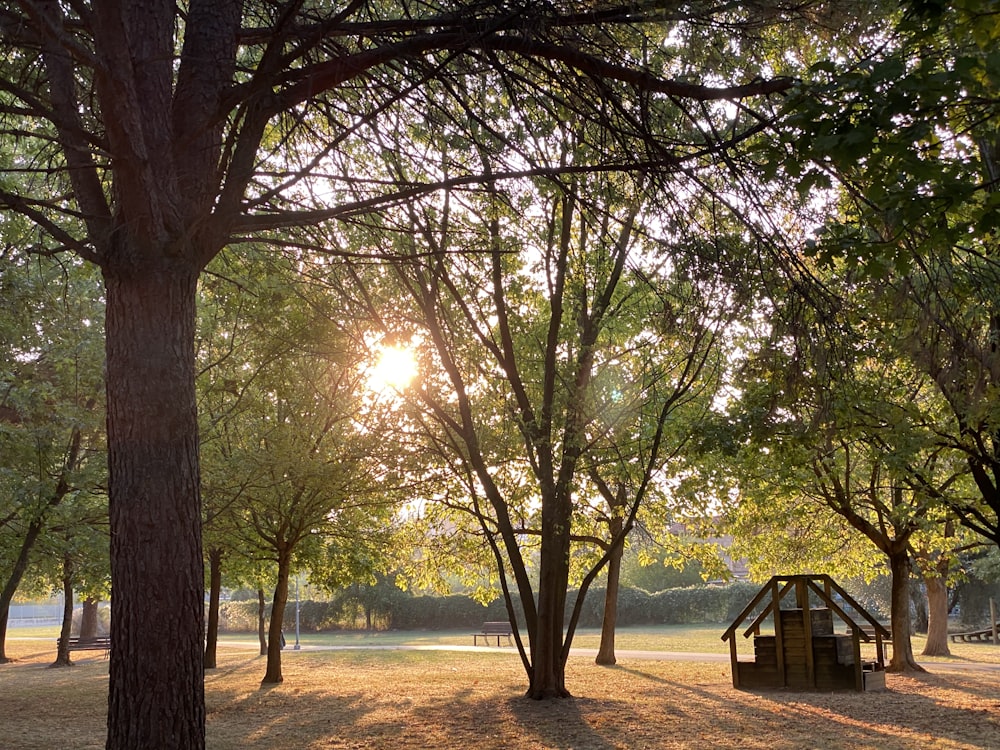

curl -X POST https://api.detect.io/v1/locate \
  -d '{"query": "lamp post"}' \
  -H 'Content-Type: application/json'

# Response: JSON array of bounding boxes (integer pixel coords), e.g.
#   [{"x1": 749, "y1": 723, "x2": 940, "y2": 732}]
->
[{"x1": 294, "y1": 576, "x2": 301, "y2": 650}]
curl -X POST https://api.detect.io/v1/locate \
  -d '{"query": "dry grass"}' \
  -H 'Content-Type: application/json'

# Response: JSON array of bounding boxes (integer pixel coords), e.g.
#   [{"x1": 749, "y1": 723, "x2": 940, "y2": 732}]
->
[{"x1": 3, "y1": 638, "x2": 1000, "y2": 749}]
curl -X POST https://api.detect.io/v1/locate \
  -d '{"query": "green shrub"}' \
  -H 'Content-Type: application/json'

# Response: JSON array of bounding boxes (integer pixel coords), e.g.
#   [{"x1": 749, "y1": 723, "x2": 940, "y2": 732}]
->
[
  {"x1": 218, "y1": 600, "x2": 260, "y2": 632},
  {"x1": 215, "y1": 582, "x2": 759, "y2": 632},
  {"x1": 647, "y1": 582, "x2": 758, "y2": 624}
]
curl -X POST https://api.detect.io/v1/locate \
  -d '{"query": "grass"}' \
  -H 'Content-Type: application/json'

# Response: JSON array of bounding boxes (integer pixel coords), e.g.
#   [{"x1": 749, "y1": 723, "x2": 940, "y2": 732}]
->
[
  {"x1": 205, "y1": 624, "x2": 730, "y2": 654},
  {"x1": 4, "y1": 627, "x2": 1000, "y2": 749},
  {"x1": 15, "y1": 622, "x2": 1000, "y2": 663}
]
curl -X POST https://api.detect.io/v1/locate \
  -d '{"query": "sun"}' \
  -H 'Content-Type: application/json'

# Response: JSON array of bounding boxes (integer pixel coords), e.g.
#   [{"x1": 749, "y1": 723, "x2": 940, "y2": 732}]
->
[{"x1": 368, "y1": 344, "x2": 419, "y2": 393}]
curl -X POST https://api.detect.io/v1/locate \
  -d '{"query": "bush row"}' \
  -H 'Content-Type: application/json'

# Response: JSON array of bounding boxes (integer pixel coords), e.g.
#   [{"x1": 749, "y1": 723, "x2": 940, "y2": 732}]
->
[{"x1": 217, "y1": 582, "x2": 759, "y2": 632}]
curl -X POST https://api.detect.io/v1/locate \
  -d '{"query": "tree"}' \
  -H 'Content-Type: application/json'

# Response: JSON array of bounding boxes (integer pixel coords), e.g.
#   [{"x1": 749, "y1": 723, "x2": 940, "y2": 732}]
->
[
  {"x1": 198, "y1": 248, "x2": 394, "y2": 684},
  {"x1": 332, "y1": 114, "x2": 777, "y2": 694},
  {"x1": 0, "y1": 2, "x2": 846, "y2": 742},
  {"x1": 233, "y1": 352, "x2": 390, "y2": 685},
  {"x1": 335, "y1": 573, "x2": 408, "y2": 631},
  {"x1": 909, "y1": 519, "x2": 982, "y2": 657},
  {"x1": 46, "y1": 492, "x2": 111, "y2": 668},
  {"x1": 0, "y1": 249, "x2": 104, "y2": 663},
  {"x1": 777, "y1": 0, "x2": 1000, "y2": 545},
  {"x1": 723, "y1": 255, "x2": 981, "y2": 671}
]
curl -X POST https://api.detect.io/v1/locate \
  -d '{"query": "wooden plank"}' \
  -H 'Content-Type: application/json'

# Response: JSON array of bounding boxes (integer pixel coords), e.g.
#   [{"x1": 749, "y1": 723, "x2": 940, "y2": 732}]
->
[{"x1": 729, "y1": 634, "x2": 740, "y2": 689}]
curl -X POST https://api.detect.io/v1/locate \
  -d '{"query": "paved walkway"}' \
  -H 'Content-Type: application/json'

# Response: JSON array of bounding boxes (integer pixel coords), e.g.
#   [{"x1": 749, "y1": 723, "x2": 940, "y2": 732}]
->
[
  {"x1": 219, "y1": 640, "x2": 731, "y2": 662},
  {"x1": 216, "y1": 640, "x2": 1000, "y2": 672}
]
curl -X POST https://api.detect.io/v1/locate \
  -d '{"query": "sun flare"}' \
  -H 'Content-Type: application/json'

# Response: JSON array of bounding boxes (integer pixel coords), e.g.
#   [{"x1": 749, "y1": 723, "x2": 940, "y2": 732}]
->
[{"x1": 368, "y1": 344, "x2": 419, "y2": 392}]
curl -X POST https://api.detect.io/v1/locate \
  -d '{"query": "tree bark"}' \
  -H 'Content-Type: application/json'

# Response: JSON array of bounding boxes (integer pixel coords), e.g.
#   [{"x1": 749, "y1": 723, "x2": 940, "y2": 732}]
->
[
  {"x1": 80, "y1": 598, "x2": 100, "y2": 639},
  {"x1": 261, "y1": 553, "x2": 291, "y2": 685},
  {"x1": 921, "y1": 571, "x2": 952, "y2": 657},
  {"x1": 887, "y1": 549, "x2": 925, "y2": 672},
  {"x1": 596, "y1": 516, "x2": 624, "y2": 666},
  {"x1": 204, "y1": 548, "x2": 222, "y2": 669},
  {"x1": 257, "y1": 588, "x2": 267, "y2": 656},
  {"x1": 104, "y1": 264, "x2": 206, "y2": 749},
  {"x1": 52, "y1": 554, "x2": 75, "y2": 668},
  {"x1": 527, "y1": 490, "x2": 572, "y2": 699}
]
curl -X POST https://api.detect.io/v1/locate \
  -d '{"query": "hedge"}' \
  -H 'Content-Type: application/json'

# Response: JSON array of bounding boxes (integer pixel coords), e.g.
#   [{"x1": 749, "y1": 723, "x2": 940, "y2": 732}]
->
[{"x1": 217, "y1": 582, "x2": 759, "y2": 633}]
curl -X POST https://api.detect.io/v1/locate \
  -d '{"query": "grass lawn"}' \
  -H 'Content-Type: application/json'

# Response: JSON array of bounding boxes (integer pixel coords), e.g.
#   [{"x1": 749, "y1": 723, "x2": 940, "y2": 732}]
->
[
  {"x1": 4, "y1": 628, "x2": 1000, "y2": 749},
  {"x1": 206, "y1": 624, "x2": 732, "y2": 654}
]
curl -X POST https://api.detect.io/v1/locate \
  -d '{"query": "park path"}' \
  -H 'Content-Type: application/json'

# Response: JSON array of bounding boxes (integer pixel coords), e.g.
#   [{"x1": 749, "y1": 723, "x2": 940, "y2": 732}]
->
[
  {"x1": 10, "y1": 635, "x2": 1000, "y2": 672},
  {"x1": 217, "y1": 639, "x2": 730, "y2": 662},
  {"x1": 215, "y1": 639, "x2": 1000, "y2": 672}
]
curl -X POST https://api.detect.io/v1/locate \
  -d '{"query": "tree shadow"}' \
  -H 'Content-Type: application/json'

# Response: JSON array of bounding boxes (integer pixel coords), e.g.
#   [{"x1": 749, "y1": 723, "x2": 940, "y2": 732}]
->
[
  {"x1": 609, "y1": 663, "x2": 1000, "y2": 749},
  {"x1": 505, "y1": 694, "x2": 619, "y2": 750}
]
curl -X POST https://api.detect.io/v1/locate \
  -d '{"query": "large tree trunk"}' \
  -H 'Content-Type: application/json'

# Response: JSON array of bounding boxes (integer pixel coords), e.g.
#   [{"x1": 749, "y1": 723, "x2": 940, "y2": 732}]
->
[
  {"x1": 596, "y1": 516, "x2": 625, "y2": 666},
  {"x1": 921, "y1": 571, "x2": 952, "y2": 657},
  {"x1": 527, "y1": 493, "x2": 572, "y2": 699},
  {"x1": 887, "y1": 549, "x2": 925, "y2": 672},
  {"x1": 104, "y1": 265, "x2": 206, "y2": 749},
  {"x1": 52, "y1": 554, "x2": 75, "y2": 668},
  {"x1": 204, "y1": 548, "x2": 222, "y2": 669},
  {"x1": 262, "y1": 554, "x2": 291, "y2": 685}
]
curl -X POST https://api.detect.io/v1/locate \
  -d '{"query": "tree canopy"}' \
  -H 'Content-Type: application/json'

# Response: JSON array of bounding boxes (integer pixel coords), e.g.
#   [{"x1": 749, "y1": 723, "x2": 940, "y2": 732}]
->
[{"x1": 1, "y1": 1, "x2": 997, "y2": 746}]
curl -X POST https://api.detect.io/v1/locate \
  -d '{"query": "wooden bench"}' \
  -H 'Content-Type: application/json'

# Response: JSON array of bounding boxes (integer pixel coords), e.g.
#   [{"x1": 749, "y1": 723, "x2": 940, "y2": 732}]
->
[
  {"x1": 949, "y1": 628, "x2": 996, "y2": 643},
  {"x1": 57, "y1": 635, "x2": 111, "y2": 658},
  {"x1": 472, "y1": 621, "x2": 513, "y2": 646}
]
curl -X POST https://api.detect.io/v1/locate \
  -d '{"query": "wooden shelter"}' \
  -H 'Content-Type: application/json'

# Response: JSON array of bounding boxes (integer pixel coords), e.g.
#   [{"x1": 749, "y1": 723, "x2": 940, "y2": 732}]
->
[{"x1": 722, "y1": 574, "x2": 889, "y2": 692}]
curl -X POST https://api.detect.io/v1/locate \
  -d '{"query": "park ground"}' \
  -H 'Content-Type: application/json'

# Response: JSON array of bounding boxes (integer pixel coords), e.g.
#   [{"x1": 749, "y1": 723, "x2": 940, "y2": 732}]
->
[{"x1": 2, "y1": 626, "x2": 1000, "y2": 749}]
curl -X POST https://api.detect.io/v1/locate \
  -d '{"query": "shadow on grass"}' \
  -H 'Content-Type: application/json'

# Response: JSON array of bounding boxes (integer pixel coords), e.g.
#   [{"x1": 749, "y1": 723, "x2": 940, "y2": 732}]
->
[
  {"x1": 506, "y1": 693, "x2": 619, "y2": 750},
  {"x1": 6, "y1": 644, "x2": 1000, "y2": 750},
  {"x1": 609, "y1": 663, "x2": 1000, "y2": 750}
]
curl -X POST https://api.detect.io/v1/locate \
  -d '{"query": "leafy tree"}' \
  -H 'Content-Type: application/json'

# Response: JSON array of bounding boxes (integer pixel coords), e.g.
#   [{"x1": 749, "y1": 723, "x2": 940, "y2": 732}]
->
[
  {"x1": 724, "y1": 254, "x2": 981, "y2": 670},
  {"x1": 335, "y1": 573, "x2": 409, "y2": 631},
  {"x1": 0, "y1": 250, "x2": 104, "y2": 663},
  {"x1": 44, "y1": 490, "x2": 111, "y2": 667},
  {"x1": 909, "y1": 519, "x2": 984, "y2": 655},
  {"x1": 620, "y1": 544, "x2": 711, "y2": 594},
  {"x1": 197, "y1": 249, "x2": 394, "y2": 683},
  {"x1": 776, "y1": 0, "x2": 1000, "y2": 545},
  {"x1": 332, "y1": 115, "x2": 782, "y2": 692}
]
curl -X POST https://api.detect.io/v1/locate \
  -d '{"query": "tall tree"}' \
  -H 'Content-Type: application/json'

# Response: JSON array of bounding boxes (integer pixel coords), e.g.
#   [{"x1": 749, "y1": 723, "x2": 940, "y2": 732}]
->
[
  {"x1": 332, "y1": 125, "x2": 768, "y2": 695},
  {"x1": 45, "y1": 490, "x2": 111, "y2": 667},
  {"x1": 198, "y1": 247, "x2": 393, "y2": 683},
  {"x1": 724, "y1": 259, "x2": 975, "y2": 671}
]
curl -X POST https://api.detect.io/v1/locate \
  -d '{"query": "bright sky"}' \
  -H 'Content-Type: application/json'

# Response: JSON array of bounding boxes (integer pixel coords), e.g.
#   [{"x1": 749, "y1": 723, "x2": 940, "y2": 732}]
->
[{"x1": 368, "y1": 344, "x2": 419, "y2": 393}]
